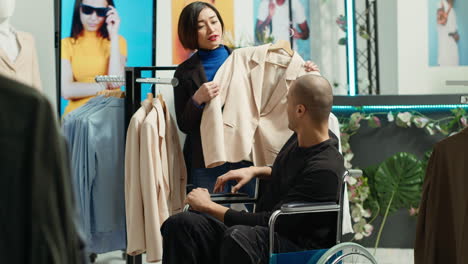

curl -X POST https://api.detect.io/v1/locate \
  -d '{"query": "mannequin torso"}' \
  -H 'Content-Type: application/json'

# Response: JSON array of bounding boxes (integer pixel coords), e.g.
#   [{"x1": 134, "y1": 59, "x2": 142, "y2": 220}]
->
[
  {"x1": 0, "y1": 19, "x2": 20, "y2": 62},
  {"x1": 0, "y1": 0, "x2": 42, "y2": 91}
]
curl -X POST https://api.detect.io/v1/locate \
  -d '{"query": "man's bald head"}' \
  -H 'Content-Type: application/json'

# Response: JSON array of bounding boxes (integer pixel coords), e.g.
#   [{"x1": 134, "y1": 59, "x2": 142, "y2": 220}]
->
[{"x1": 289, "y1": 75, "x2": 333, "y2": 123}]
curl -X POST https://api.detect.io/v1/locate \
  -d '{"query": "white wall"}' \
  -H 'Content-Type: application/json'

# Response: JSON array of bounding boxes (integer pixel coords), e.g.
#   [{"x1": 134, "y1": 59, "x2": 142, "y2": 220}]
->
[
  {"x1": 11, "y1": 0, "x2": 57, "y2": 106},
  {"x1": 397, "y1": 0, "x2": 468, "y2": 94},
  {"x1": 377, "y1": 0, "x2": 398, "y2": 95},
  {"x1": 310, "y1": 0, "x2": 348, "y2": 95},
  {"x1": 156, "y1": 0, "x2": 173, "y2": 66},
  {"x1": 234, "y1": 0, "x2": 254, "y2": 47}
]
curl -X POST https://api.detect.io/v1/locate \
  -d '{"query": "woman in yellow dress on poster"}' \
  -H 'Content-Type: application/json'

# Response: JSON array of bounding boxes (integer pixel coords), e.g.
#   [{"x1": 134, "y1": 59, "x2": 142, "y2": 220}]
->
[{"x1": 61, "y1": 0, "x2": 127, "y2": 115}]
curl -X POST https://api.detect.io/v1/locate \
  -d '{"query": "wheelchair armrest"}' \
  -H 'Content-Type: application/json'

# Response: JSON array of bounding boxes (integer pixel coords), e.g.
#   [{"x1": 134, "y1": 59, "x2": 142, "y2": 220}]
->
[
  {"x1": 268, "y1": 202, "x2": 340, "y2": 256},
  {"x1": 280, "y1": 202, "x2": 339, "y2": 214},
  {"x1": 348, "y1": 169, "x2": 363, "y2": 177},
  {"x1": 270, "y1": 202, "x2": 340, "y2": 230}
]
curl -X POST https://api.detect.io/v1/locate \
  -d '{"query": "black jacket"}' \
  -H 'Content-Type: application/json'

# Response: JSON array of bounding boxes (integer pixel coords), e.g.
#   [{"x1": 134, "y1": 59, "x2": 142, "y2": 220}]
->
[
  {"x1": 173, "y1": 48, "x2": 232, "y2": 178},
  {"x1": 0, "y1": 76, "x2": 84, "y2": 263},
  {"x1": 224, "y1": 131, "x2": 345, "y2": 249}
]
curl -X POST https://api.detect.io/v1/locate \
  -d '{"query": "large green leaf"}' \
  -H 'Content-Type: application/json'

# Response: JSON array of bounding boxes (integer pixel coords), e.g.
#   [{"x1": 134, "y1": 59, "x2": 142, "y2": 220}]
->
[{"x1": 374, "y1": 152, "x2": 424, "y2": 214}]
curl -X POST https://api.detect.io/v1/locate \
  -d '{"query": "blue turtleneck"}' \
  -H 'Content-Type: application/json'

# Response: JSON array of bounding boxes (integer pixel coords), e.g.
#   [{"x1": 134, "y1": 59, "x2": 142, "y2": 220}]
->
[{"x1": 198, "y1": 45, "x2": 229, "y2": 81}]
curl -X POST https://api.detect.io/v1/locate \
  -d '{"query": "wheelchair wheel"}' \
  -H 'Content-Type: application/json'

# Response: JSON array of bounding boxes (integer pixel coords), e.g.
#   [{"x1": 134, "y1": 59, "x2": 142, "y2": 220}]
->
[{"x1": 314, "y1": 242, "x2": 377, "y2": 264}]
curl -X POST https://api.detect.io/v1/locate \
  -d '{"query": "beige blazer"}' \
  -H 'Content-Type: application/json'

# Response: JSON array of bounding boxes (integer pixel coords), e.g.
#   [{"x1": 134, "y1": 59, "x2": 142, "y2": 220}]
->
[
  {"x1": 124, "y1": 99, "x2": 152, "y2": 256},
  {"x1": 154, "y1": 99, "x2": 171, "y2": 214},
  {"x1": 0, "y1": 31, "x2": 42, "y2": 91},
  {"x1": 139, "y1": 102, "x2": 169, "y2": 263},
  {"x1": 162, "y1": 100, "x2": 187, "y2": 214},
  {"x1": 125, "y1": 97, "x2": 187, "y2": 261},
  {"x1": 201, "y1": 44, "x2": 325, "y2": 168}
]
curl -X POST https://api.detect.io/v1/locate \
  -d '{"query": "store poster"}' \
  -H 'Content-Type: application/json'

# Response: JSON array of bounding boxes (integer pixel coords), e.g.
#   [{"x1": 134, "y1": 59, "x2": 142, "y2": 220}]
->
[
  {"x1": 428, "y1": 0, "x2": 468, "y2": 66},
  {"x1": 171, "y1": 0, "x2": 235, "y2": 65},
  {"x1": 60, "y1": 0, "x2": 154, "y2": 115},
  {"x1": 253, "y1": 0, "x2": 311, "y2": 61}
]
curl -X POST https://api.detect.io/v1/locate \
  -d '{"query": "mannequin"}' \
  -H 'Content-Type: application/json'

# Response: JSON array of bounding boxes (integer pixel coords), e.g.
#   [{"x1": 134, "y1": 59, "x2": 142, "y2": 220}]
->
[
  {"x1": 0, "y1": 0, "x2": 42, "y2": 91},
  {"x1": 0, "y1": 0, "x2": 19, "y2": 62}
]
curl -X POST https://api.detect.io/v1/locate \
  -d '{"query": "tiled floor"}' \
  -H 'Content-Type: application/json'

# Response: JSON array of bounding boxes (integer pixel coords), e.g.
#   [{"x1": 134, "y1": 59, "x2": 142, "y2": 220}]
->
[
  {"x1": 371, "y1": 248, "x2": 414, "y2": 264},
  {"x1": 94, "y1": 248, "x2": 414, "y2": 264}
]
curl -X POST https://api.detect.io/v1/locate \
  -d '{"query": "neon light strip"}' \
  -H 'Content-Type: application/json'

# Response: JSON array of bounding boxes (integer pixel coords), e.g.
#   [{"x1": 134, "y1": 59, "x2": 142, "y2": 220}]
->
[
  {"x1": 333, "y1": 105, "x2": 468, "y2": 111},
  {"x1": 346, "y1": 0, "x2": 357, "y2": 96}
]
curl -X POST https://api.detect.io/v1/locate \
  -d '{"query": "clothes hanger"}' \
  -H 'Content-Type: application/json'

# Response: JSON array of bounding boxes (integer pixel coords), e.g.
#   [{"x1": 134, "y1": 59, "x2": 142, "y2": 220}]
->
[
  {"x1": 152, "y1": 83, "x2": 165, "y2": 111},
  {"x1": 96, "y1": 89, "x2": 107, "y2": 96},
  {"x1": 147, "y1": 92, "x2": 154, "y2": 101},
  {"x1": 97, "y1": 88, "x2": 125, "y2": 98},
  {"x1": 115, "y1": 90, "x2": 126, "y2": 98},
  {"x1": 110, "y1": 89, "x2": 125, "y2": 98},
  {"x1": 157, "y1": 93, "x2": 167, "y2": 113},
  {"x1": 268, "y1": 39, "x2": 294, "y2": 57}
]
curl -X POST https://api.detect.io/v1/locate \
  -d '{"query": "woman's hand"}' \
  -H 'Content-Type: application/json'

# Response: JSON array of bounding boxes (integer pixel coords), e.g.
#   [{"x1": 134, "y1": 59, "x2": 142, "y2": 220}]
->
[
  {"x1": 213, "y1": 167, "x2": 256, "y2": 193},
  {"x1": 106, "y1": 5, "x2": 121, "y2": 40},
  {"x1": 304, "y1": 61, "x2": 320, "y2": 72},
  {"x1": 193, "y1": 81, "x2": 220, "y2": 105}
]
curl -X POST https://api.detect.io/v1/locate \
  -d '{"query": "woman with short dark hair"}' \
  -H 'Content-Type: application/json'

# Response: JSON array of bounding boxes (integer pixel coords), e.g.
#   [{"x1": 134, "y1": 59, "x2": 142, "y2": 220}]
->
[
  {"x1": 174, "y1": 1, "x2": 241, "y2": 193},
  {"x1": 173, "y1": 1, "x2": 318, "y2": 194}
]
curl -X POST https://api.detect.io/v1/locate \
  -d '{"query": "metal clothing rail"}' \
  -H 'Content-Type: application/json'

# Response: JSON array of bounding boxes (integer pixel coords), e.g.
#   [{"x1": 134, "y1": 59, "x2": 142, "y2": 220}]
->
[
  {"x1": 95, "y1": 75, "x2": 125, "y2": 83},
  {"x1": 95, "y1": 75, "x2": 178, "y2": 86},
  {"x1": 123, "y1": 66, "x2": 177, "y2": 264},
  {"x1": 136, "y1": 77, "x2": 178, "y2": 86}
]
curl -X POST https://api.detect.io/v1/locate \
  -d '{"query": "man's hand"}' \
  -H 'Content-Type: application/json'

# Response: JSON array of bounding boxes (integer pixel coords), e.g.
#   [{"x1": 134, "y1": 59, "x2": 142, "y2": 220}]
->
[
  {"x1": 185, "y1": 188, "x2": 213, "y2": 212},
  {"x1": 185, "y1": 188, "x2": 230, "y2": 222},
  {"x1": 304, "y1": 61, "x2": 320, "y2": 72},
  {"x1": 214, "y1": 167, "x2": 255, "y2": 193}
]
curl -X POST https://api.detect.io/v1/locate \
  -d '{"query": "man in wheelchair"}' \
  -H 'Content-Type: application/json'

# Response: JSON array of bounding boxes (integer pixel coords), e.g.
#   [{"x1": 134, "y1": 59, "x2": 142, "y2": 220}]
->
[{"x1": 160, "y1": 74, "x2": 345, "y2": 264}]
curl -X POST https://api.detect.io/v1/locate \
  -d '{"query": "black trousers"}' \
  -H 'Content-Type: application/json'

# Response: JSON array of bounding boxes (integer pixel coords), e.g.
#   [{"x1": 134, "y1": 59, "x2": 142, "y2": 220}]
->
[{"x1": 160, "y1": 211, "x2": 302, "y2": 264}]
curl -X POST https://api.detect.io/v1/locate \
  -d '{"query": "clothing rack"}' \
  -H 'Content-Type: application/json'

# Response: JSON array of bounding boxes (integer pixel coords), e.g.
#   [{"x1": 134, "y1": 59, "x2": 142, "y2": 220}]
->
[
  {"x1": 123, "y1": 66, "x2": 177, "y2": 264},
  {"x1": 124, "y1": 67, "x2": 177, "y2": 129}
]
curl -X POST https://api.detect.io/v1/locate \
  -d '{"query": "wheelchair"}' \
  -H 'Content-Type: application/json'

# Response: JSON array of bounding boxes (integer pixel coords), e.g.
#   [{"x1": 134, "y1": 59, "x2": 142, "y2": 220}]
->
[{"x1": 186, "y1": 169, "x2": 378, "y2": 264}]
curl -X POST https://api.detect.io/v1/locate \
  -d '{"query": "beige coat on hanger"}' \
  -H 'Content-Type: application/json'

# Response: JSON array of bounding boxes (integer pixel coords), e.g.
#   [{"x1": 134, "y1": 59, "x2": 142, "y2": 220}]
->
[
  {"x1": 138, "y1": 100, "x2": 169, "y2": 262},
  {"x1": 201, "y1": 44, "x2": 322, "y2": 168},
  {"x1": 124, "y1": 99, "x2": 152, "y2": 256},
  {"x1": 126, "y1": 97, "x2": 187, "y2": 262}
]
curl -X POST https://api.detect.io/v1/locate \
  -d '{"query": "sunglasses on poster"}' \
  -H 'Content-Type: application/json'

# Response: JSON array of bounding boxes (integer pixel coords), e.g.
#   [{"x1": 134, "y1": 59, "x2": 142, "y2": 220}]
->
[{"x1": 80, "y1": 3, "x2": 110, "y2": 17}]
